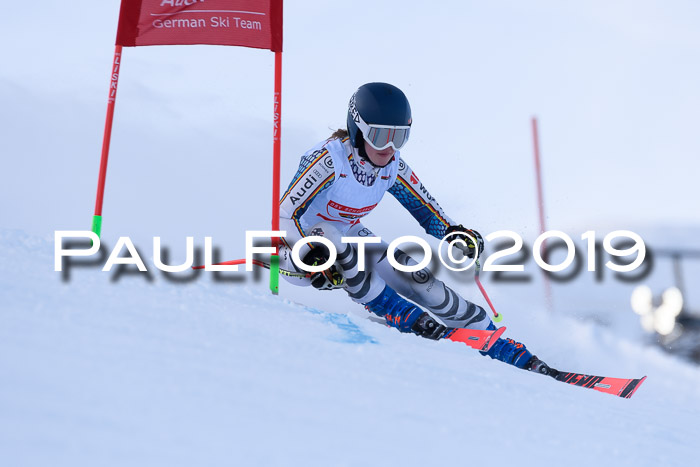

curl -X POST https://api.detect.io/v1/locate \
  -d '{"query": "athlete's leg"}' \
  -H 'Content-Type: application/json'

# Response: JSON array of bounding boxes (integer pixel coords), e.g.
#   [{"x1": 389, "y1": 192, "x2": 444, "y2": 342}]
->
[
  {"x1": 346, "y1": 224, "x2": 536, "y2": 368},
  {"x1": 296, "y1": 222, "x2": 424, "y2": 332},
  {"x1": 286, "y1": 222, "x2": 387, "y2": 301},
  {"x1": 287, "y1": 222, "x2": 538, "y2": 369},
  {"x1": 346, "y1": 224, "x2": 491, "y2": 330}
]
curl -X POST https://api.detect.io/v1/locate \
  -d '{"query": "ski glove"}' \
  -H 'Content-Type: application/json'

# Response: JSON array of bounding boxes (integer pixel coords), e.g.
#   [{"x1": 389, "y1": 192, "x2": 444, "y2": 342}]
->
[
  {"x1": 411, "y1": 312, "x2": 449, "y2": 340},
  {"x1": 302, "y1": 248, "x2": 345, "y2": 291},
  {"x1": 445, "y1": 224, "x2": 484, "y2": 259}
]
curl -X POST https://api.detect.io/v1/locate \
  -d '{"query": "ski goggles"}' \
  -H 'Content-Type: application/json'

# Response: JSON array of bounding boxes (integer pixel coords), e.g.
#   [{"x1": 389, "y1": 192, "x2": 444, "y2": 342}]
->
[{"x1": 356, "y1": 115, "x2": 411, "y2": 151}]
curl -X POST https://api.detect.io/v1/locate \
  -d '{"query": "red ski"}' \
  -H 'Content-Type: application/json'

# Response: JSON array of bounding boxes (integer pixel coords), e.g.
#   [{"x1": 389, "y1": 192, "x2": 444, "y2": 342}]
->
[
  {"x1": 552, "y1": 372, "x2": 647, "y2": 399},
  {"x1": 447, "y1": 326, "x2": 506, "y2": 352}
]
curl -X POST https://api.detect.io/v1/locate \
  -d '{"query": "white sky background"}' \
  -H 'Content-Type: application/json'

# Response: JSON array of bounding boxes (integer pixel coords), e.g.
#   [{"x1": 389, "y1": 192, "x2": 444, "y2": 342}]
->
[{"x1": 1, "y1": 0, "x2": 699, "y2": 250}]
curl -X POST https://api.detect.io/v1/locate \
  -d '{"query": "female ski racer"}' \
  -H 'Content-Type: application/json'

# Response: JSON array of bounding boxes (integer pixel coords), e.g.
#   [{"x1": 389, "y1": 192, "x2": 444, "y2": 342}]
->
[{"x1": 278, "y1": 82, "x2": 552, "y2": 374}]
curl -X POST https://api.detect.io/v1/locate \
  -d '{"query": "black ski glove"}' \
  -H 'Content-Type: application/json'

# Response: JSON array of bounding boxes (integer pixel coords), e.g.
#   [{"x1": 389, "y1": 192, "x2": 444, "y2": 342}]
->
[
  {"x1": 302, "y1": 247, "x2": 345, "y2": 291},
  {"x1": 445, "y1": 224, "x2": 484, "y2": 259},
  {"x1": 411, "y1": 312, "x2": 449, "y2": 340}
]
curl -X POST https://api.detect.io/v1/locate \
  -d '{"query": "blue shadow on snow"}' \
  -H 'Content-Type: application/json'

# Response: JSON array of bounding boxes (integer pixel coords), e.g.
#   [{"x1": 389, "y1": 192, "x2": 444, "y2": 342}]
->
[{"x1": 302, "y1": 306, "x2": 378, "y2": 344}]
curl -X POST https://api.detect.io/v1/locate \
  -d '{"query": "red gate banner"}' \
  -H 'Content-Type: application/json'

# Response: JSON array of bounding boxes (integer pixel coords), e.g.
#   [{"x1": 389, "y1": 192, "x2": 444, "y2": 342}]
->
[{"x1": 116, "y1": 0, "x2": 283, "y2": 51}]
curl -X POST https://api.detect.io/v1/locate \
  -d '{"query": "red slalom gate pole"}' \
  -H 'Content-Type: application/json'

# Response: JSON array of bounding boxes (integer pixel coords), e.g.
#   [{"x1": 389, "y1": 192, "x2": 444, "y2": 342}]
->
[
  {"x1": 269, "y1": 51, "x2": 282, "y2": 294},
  {"x1": 531, "y1": 117, "x2": 553, "y2": 311},
  {"x1": 92, "y1": 45, "x2": 123, "y2": 237}
]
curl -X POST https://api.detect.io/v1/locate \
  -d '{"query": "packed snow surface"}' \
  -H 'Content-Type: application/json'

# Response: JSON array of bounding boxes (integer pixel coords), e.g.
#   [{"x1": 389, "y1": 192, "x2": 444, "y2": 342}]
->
[
  {"x1": 1, "y1": 230, "x2": 698, "y2": 467},
  {"x1": 3, "y1": 2, "x2": 700, "y2": 465}
]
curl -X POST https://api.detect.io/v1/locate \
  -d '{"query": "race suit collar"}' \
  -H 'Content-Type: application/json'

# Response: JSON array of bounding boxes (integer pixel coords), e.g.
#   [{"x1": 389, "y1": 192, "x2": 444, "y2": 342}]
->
[{"x1": 349, "y1": 147, "x2": 383, "y2": 187}]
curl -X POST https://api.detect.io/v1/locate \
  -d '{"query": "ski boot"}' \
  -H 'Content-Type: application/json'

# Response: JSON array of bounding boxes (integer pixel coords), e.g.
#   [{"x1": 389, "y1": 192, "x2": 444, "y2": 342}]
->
[
  {"x1": 479, "y1": 323, "x2": 533, "y2": 368},
  {"x1": 482, "y1": 336, "x2": 534, "y2": 368},
  {"x1": 364, "y1": 286, "x2": 423, "y2": 333},
  {"x1": 364, "y1": 286, "x2": 449, "y2": 339}
]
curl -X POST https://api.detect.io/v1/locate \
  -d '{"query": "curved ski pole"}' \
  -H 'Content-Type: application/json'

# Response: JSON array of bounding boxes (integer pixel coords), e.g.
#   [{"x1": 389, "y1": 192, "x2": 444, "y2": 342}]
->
[
  {"x1": 474, "y1": 259, "x2": 503, "y2": 322},
  {"x1": 192, "y1": 258, "x2": 310, "y2": 278}
]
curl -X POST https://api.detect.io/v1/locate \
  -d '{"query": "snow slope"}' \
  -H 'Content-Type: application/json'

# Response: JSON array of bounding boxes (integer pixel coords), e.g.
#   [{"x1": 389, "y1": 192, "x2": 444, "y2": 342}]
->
[
  {"x1": 1, "y1": 230, "x2": 698, "y2": 467},
  {"x1": 3, "y1": 2, "x2": 699, "y2": 465}
]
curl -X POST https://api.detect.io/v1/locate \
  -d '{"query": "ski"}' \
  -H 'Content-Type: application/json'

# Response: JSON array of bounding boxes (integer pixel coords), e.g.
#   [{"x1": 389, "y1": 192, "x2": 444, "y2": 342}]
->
[
  {"x1": 547, "y1": 371, "x2": 647, "y2": 399},
  {"x1": 446, "y1": 326, "x2": 506, "y2": 352}
]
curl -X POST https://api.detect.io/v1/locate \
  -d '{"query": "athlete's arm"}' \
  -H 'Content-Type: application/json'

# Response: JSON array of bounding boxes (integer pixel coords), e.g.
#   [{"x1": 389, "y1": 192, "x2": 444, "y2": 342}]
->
[
  {"x1": 388, "y1": 157, "x2": 456, "y2": 240},
  {"x1": 279, "y1": 148, "x2": 336, "y2": 247}
]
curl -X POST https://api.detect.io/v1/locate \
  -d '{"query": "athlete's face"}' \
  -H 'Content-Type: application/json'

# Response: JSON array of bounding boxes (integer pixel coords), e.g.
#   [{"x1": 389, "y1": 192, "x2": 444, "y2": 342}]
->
[{"x1": 364, "y1": 141, "x2": 395, "y2": 167}]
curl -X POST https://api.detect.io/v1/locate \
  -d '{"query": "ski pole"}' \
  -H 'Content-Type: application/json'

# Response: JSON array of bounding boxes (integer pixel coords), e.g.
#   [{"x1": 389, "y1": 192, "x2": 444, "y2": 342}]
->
[
  {"x1": 192, "y1": 258, "x2": 310, "y2": 278},
  {"x1": 474, "y1": 260, "x2": 503, "y2": 322}
]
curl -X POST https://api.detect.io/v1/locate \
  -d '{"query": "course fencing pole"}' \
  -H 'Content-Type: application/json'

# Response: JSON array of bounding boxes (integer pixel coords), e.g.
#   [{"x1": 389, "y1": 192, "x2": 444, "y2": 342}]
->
[{"x1": 532, "y1": 116, "x2": 553, "y2": 311}]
